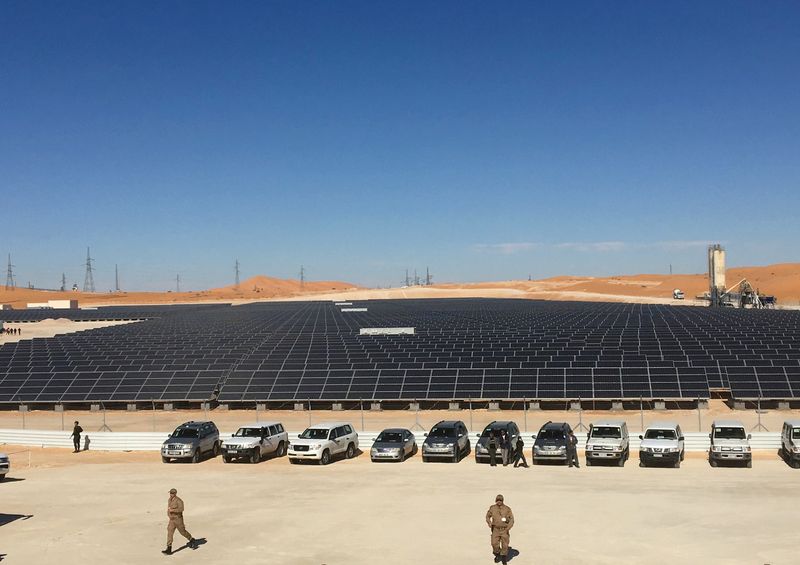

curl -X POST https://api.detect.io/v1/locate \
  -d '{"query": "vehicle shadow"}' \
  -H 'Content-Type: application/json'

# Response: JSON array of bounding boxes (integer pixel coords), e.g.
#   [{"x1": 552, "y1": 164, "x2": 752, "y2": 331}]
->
[
  {"x1": 0, "y1": 477, "x2": 25, "y2": 483},
  {"x1": 0, "y1": 514, "x2": 33, "y2": 528}
]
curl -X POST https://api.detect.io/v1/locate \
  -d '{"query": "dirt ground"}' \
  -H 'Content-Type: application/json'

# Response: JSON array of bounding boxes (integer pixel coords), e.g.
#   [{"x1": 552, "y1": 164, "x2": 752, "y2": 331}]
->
[
  {"x1": 1, "y1": 444, "x2": 796, "y2": 565},
  {"x1": 0, "y1": 319, "x2": 137, "y2": 345},
  {"x1": 2, "y1": 400, "x2": 797, "y2": 435}
]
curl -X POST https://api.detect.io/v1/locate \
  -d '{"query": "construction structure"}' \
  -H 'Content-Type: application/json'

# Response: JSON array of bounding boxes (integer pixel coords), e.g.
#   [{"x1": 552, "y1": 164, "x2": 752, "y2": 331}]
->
[
  {"x1": 707, "y1": 244, "x2": 775, "y2": 309},
  {"x1": 708, "y1": 244, "x2": 726, "y2": 307},
  {"x1": 83, "y1": 247, "x2": 96, "y2": 293}
]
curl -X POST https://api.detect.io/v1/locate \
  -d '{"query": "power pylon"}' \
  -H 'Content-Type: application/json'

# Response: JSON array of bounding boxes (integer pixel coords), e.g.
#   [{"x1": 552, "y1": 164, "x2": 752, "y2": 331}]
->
[
  {"x1": 299, "y1": 265, "x2": 305, "y2": 290},
  {"x1": 425, "y1": 266, "x2": 432, "y2": 286},
  {"x1": 176, "y1": 274, "x2": 181, "y2": 293},
  {"x1": 60, "y1": 273, "x2": 67, "y2": 292},
  {"x1": 235, "y1": 259, "x2": 240, "y2": 289},
  {"x1": 83, "y1": 248, "x2": 95, "y2": 292},
  {"x1": 405, "y1": 269, "x2": 410, "y2": 287},
  {"x1": 115, "y1": 264, "x2": 120, "y2": 292},
  {"x1": 5, "y1": 254, "x2": 15, "y2": 290}
]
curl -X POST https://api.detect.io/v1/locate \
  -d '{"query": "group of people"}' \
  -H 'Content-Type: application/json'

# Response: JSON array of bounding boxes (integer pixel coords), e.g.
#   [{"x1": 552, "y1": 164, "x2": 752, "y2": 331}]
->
[
  {"x1": 486, "y1": 429, "x2": 528, "y2": 468},
  {"x1": 1, "y1": 326, "x2": 21, "y2": 336}
]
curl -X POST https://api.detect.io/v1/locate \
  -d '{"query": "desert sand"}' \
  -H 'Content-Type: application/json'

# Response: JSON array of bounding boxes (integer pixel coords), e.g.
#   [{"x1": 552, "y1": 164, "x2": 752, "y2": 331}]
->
[{"x1": 2, "y1": 263, "x2": 797, "y2": 310}]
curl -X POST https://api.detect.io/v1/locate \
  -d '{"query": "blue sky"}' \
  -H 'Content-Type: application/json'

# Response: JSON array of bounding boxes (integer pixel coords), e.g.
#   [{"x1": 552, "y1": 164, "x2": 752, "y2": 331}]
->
[{"x1": 2, "y1": 2, "x2": 799, "y2": 291}]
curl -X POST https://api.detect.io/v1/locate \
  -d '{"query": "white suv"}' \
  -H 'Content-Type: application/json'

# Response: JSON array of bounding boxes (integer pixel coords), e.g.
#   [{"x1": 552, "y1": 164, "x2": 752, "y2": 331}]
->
[
  {"x1": 288, "y1": 422, "x2": 359, "y2": 465},
  {"x1": 0, "y1": 452, "x2": 9, "y2": 481},
  {"x1": 222, "y1": 422, "x2": 289, "y2": 464},
  {"x1": 585, "y1": 420, "x2": 630, "y2": 467},
  {"x1": 781, "y1": 420, "x2": 800, "y2": 469},
  {"x1": 638, "y1": 422, "x2": 685, "y2": 468},
  {"x1": 709, "y1": 420, "x2": 752, "y2": 468}
]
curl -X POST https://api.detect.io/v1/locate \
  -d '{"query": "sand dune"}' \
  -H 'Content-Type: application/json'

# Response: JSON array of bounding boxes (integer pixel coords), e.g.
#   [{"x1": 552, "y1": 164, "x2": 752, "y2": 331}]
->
[{"x1": 0, "y1": 263, "x2": 797, "y2": 309}]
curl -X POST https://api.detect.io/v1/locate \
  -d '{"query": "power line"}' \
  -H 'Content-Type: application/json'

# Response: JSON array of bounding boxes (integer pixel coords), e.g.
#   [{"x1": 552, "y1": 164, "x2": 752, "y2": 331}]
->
[
  {"x1": 5, "y1": 254, "x2": 15, "y2": 291},
  {"x1": 83, "y1": 247, "x2": 95, "y2": 292}
]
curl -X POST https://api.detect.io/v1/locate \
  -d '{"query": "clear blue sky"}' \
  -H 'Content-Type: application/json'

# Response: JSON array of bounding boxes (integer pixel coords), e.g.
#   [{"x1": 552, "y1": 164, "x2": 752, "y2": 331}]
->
[{"x1": 2, "y1": 2, "x2": 799, "y2": 291}]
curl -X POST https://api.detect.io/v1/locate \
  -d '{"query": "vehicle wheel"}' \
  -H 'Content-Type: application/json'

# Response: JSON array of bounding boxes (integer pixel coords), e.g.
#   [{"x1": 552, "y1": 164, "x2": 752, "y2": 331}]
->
[
  {"x1": 251, "y1": 449, "x2": 260, "y2": 464},
  {"x1": 746, "y1": 459, "x2": 752, "y2": 469},
  {"x1": 638, "y1": 460, "x2": 644, "y2": 468},
  {"x1": 791, "y1": 459, "x2": 800, "y2": 469},
  {"x1": 412, "y1": 444, "x2": 418, "y2": 456},
  {"x1": 346, "y1": 443, "x2": 356, "y2": 459},
  {"x1": 673, "y1": 459, "x2": 680, "y2": 469},
  {"x1": 452, "y1": 448, "x2": 460, "y2": 463},
  {"x1": 710, "y1": 459, "x2": 718, "y2": 468},
  {"x1": 213, "y1": 442, "x2": 220, "y2": 457},
  {"x1": 320, "y1": 449, "x2": 331, "y2": 465},
  {"x1": 289, "y1": 458, "x2": 298, "y2": 464},
  {"x1": 223, "y1": 455, "x2": 231, "y2": 463},
  {"x1": 422, "y1": 455, "x2": 429, "y2": 463},
  {"x1": 276, "y1": 441, "x2": 286, "y2": 457},
  {"x1": 191, "y1": 449, "x2": 200, "y2": 464},
  {"x1": 617, "y1": 455, "x2": 625, "y2": 467},
  {"x1": 162, "y1": 456, "x2": 170, "y2": 464},
  {"x1": 586, "y1": 459, "x2": 593, "y2": 467},
  {"x1": 680, "y1": 450, "x2": 685, "y2": 462}
]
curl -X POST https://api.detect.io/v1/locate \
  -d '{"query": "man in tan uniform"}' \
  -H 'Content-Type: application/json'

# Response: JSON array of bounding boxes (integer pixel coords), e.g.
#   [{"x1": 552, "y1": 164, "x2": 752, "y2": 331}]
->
[
  {"x1": 485, "y1": 494, "x2": 514, "y2": 564},
  {"x1": 162, "y1": 488, "x2": 197, "y2": 555}
]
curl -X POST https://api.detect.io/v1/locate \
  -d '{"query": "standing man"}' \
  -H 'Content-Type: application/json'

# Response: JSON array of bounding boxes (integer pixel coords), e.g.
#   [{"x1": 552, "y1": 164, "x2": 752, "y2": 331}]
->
[
  {"x1": 512, "y1": 435, "x2": 528, "y2": 468},
  {"x1": 71, "y1": 421, "x2": 83, "y2": 453},
  {"x1": 499, "y1": 431, "x2": 509, "y2": 467},
  {"x1": 486, "y1": 494, "x2": 514, "y2": 564},
  {"x1": 163, "y1": 488, "x2": 197, "y2": 555},
  {"x1": 487, "y1": 431, "x2": 498, "y2": 467},
  {"x1": 568, "y1": 429, "x2": 580, "y2": 468}
]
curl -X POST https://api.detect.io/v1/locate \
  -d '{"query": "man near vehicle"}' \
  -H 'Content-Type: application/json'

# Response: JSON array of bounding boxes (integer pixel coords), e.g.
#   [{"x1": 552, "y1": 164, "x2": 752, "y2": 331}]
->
[
  {"x1": 568, "y1": 429, "x2": 580, "y2": 468},
  {"x1": 71, "y1": 421, "x2": 83, "y2": 453},
  {"x1": 487, "y1": 430, "x2": 498, "y2": 467},
  {"x1": 162, "y1": 488, "x2": 197, "y2": 555},
  {"x1": 486, "y1": 494, "x2": 514, "y2": 564}
]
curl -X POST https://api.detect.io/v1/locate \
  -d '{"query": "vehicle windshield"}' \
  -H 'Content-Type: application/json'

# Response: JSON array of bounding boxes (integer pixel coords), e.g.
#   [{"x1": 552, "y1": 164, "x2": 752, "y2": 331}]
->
[
  {"x1": 482, "y1": 426, "x2": 506, "y2": 436},
  {"x1": 377, "y1": 432, "x2": 403, "y2": 443},
  {"x1": 300, "y1": 428, "x2": 329, "y2": 440},
  {"x1": 171, "y1": 428, "x2": 198, "y2": 438},
  {"x1": 792, "y1": 428, "x2": 800, "y2": 440},
  {"x1": 591, "y1": 426, "x2": 621, "y2": 439},
  {"x1": 714, "y1": 427, "x2": 746, "y2": 440},
  {"x1": 429, "y1": 427, "x2": 455, "y2": 438},
  {"x1": 234, "y1": 428, "x2": 262, "y2": 437},
  {"x1": 537, "y1": 429, "x2": 565, "y2": 441},
  {"x1": 644, "y1": 429, "x2": 677, "y2": 440}
]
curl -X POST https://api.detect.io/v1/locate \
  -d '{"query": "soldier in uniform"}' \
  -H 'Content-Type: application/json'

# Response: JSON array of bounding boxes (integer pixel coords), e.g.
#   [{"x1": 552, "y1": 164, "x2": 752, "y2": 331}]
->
[
  {"x1": 485, "y1": 493, "x2": 514, "y2": 564},
  {"x1": 71, "y1": 421, "x2": 83, "y2": 453},
  {"x1": 162, "y1": 488, "x2": 197, "y2": 555}
]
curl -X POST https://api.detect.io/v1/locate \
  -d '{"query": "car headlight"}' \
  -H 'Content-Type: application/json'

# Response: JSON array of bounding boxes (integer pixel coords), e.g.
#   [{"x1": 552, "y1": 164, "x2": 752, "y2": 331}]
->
[
  {"x1": 744, "y1": 446, "x2": 751, "y2": 452},
  {"x1": 612, "y1": 446, "x2": 623, "y2": 452},
  {"x1": 422, "y1": 444, "x2": 429, "y2": 451},
  {"x1": 793, "y1": 446, "x2": 800, "y2": 453},
  {"x1": 310, "y1": 444, "x2": 322, "y2": 450},
  {"x1": 713, "y1": 446, "x2": 722, "y2": 452}
]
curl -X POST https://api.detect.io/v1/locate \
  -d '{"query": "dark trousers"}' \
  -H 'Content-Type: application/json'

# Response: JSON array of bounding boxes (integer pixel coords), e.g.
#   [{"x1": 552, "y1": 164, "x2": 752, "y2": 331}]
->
[
  {"x1": 568, "y1": 448, "x2": 580, "y2": 467},
  {"x1": 73, "y1": 436, "x2": 80, "y2": 452},
  {"x1": 513, "y1": 449, "x2": 528, "y2": 467},
  {"x1": 488, "y1": 447, "x2": 497, "y2": 466}
]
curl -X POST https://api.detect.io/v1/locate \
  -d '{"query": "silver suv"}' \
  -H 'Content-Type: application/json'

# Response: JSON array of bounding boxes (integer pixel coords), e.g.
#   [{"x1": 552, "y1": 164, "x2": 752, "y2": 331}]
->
[
  {"x1": 708, "y1": 420, "x2": 752, "y2": 468},
  {"x1": 585, "y1": 420, "x2": 630, "y2": 467},
  {"x1": 781, "y1": 420, "x2": 800, "y2": 469},
  {"x1": 638, "y1": 422, "x2": 685, "y2": 468},
  {"x1": 422, "y1": 420, "x2": 471, "y2": 463},
  {"x1": 222, "y1": 422, "x2": 289, "y2": 464},
  {"x1": 161, "y1": 421, "x2": 221, "y2": 463}
]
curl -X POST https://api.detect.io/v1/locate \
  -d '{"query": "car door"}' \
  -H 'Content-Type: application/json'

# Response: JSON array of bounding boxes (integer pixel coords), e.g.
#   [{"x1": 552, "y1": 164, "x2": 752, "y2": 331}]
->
[
  {"x1": 275, "y1": 423, "x2": 287, "y2": 447},
  {"x1": 404, "y1": 431, "x2": 413, "y2": 456},
  {"x1": 264, "y1": 425, "x2": 279, "y2": 454},
  {"x1": 329, "y1": 427, "x2": 343, "y2": 455},
  {"x1": 199, "y1": 425, "x2": 210, "y2": 453}
]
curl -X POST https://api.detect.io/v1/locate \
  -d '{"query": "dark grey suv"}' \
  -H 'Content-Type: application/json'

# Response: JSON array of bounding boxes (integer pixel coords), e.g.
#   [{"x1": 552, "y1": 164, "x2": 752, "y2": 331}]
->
[
  {"x1": 161, "y1": 421, "x2": 221, "y2": 463},
  {"x1": 474, "y1": 421, "x2": 521, "y2": 464},
  {"x1": 422, "y1": 420, "x2": 470, "y2": 463},
  {"x1": 532, "y1": 421, "x2": 574, "y2": 465}
]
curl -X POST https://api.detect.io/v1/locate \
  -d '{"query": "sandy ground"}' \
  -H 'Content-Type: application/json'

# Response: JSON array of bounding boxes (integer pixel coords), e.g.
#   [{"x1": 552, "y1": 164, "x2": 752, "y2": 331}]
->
[
  {"x1": 2, "y1": 263, "x2": 799, "y2": 309},
  {"x1": 2, "y1": 400, "x2": 796, "y2": 435},
  {"x1": 1, "y1": 444, "x2": 797, "y2": 565},
  {"x1": 0, "y1": 319, "x2": 138, "y2": 345}
]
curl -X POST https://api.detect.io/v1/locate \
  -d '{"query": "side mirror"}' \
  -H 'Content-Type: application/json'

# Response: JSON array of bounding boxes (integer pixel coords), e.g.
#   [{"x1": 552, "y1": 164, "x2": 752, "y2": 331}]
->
[
  {"x1": 638, "y1": 435, "x2": 643, "y2": 440},
  {"x1": 458, "y1": 434, "x2": 464, "y2": 438},
  {"x1": 679, "y1": 437, "x2": 685, "y2": 441},
  {"x1": 297, "y1": 434, "x2": 302, "y2": 439},
  {"x1": 231, "y1": 433, "x2": 234, "y2": 437},
  {"x1": 708, "y1": 433, "x2": 712, "y2": 439},
  {"x1": 747, "y1": 434, "x2": 752, "y2": 440},
  {"x1": 475, "y1": 433, "x2": 480, "y2": 438},
  {"x1": 531, "y1": 435, "x2": 536, "y2": 439},
  {"x1": 424, "y1": 433, "x2": 428, "y2": 437}
]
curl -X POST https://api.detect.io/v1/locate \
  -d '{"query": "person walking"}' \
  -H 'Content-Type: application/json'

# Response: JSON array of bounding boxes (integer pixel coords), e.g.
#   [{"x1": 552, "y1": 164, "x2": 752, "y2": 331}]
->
[
  {"x1": 487, "y1": 431, "x2": 498, "y2": 467},
  {"x1": 568, "y1": 429, "x2": 580, "y2": 468},
  {"x1": 71, "y1": 421, "x2": 83, "y2": 453},
  {"x1": 162, "y1": 488, "x2": 197, "y2": 555},
  {"x1": 512, "y1": 435, "x2": 528, "y2": 468},
  {"x1": 486, "y1": 494, "x2": 514, "y2": 564}
]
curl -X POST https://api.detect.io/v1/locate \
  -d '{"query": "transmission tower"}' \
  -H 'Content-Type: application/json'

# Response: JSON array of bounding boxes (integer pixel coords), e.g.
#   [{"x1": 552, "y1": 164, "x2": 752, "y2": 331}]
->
[
  {"x1": 176, "y1": 274, "x2": 181, "y2": 293},
  {"x1": 235, "y1": 259, "x2": 240, "y2": 289},
  {"x1": 5, "y1": 254, "x2": 15, "y2": 290},
  {"x1": 425, "y1": 266, "x2": 432, "y2": 286},
  {"x1": 299, "y1": 265, "x2": 305, "y2": 290},
  {"x1": 83, "y1": 247, "x2": 96, "y2": 292},
  {"x1": 115, "y1": 264, "x2": 120, "y2": 292},
  {"x1": 60, "y1": 272, "x2": 67, "y2": 292},
  {"x1": 414, "y1": 269, "x2": 419, "y2": 286},
  {"x1": 405, "y1": 269, "x2": 410, "y2": 287}
]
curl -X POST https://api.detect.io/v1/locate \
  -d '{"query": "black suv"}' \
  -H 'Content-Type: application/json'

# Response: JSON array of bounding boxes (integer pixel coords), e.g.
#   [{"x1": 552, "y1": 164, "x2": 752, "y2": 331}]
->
[
  {"x1": 532, "y1": 421, "x2": 574, "y2": 465},
  {"x1": 474, "y1": 421, "x2": 521, "y2": 464},
  {"x1": 422, "y1": 420, "x2": 471, "y2": 463},
  {"x1": 161, "y1": 421, "x2": 221, "y2": 463}
]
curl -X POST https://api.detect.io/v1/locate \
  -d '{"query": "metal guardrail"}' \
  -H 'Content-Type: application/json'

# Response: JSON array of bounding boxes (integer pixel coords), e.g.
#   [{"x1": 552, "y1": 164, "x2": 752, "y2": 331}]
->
[{"x1": 0, "y1": 429, "x2": 783, "y2": 452}]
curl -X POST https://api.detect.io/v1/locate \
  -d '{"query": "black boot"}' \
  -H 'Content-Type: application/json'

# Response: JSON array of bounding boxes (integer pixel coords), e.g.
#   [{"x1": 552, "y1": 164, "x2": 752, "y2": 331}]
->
[
  {"x1": 493, "y1": 554, "x2": 501, "y2": 563},
  {"x1": 501, "y1": 556, "x2": 508, "y2": 565},
  {"x1": 161, "y1": 545, "x2": 172, "y2": 555},
  {"x1": 188, "y1": 538, "x2": 197, "y2": 549}
]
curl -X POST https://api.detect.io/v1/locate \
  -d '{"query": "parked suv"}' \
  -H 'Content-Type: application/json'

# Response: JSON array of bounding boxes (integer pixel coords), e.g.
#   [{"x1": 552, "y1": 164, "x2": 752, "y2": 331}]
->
[
  {"x1": 287, "y1": 422, "x2": 359, "y2": 465},
  {"x1": 585, "y1": 420, "x2": 630, "y2": 467},
  {"x1": 222, "y1": 421, "x2": 288, "y2": 464},
  {"x1": 781, "y1": 420, "x2": 800, "y2": 468},
  {"x1": 475, "y1": 421, "x2": 521, "y2": 464},
  {"x1": 161, "y1": 421, "x2": 221, "y2": 463},
  {"x1": 709, "y1": 420, "x2": 751, "y2": 468},
  {"x1": 638, "y1": 422, "x2": 685, "y2": 468},
  {"x1": 0, "y1": 452, "x2": 9, "y2": 481},
  {"x1": 531, "y1": 421, "x2": 574, "y2": 465},
  {"x1": 422, "y1": 420, "x2": 470, "y2": 463}
]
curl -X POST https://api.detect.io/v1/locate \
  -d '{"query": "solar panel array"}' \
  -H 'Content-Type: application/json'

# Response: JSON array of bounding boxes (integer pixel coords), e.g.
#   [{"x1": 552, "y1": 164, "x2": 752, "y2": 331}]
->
[{"x1": 1, "y1": 299, "x2": 799, "y2": 404}]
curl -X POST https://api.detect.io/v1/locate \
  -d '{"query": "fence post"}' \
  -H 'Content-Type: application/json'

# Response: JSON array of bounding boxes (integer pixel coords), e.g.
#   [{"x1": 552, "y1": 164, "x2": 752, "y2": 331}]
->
[
  {"x1": 360, "y1": 399, "x2": 365, "y2": 432},
  {"x1": 523, "y1": 398, "x2": 527, "y2": 433}
]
